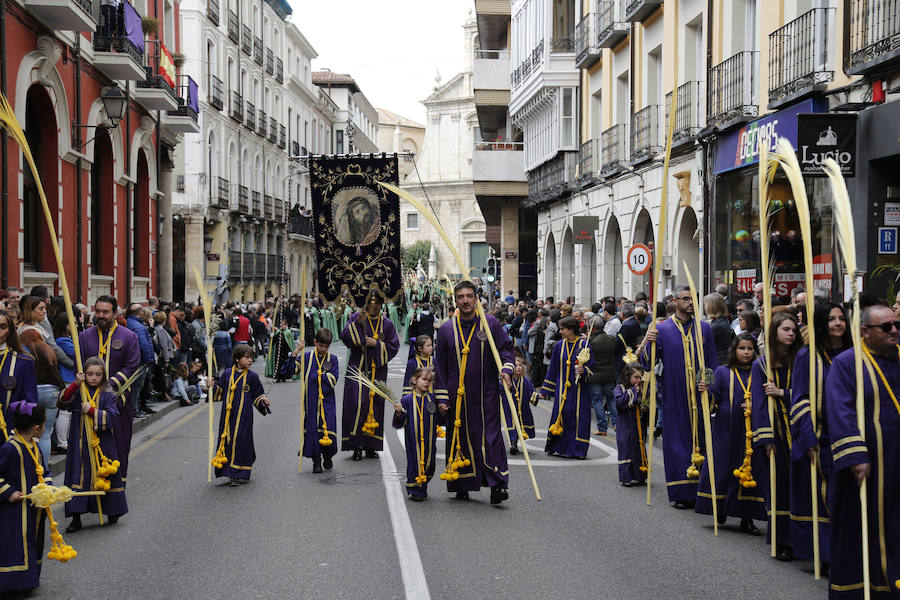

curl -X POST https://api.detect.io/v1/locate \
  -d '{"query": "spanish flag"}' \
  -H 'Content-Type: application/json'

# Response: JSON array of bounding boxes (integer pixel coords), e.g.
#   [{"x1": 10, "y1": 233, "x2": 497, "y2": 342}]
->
[{"x1": 159, "y1": 43, "x2": 176, "y2": 89}]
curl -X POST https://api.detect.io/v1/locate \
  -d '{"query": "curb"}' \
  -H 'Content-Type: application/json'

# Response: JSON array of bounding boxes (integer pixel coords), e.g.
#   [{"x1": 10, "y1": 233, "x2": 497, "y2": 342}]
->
[{"x1": 48, "y1": 400, "x2": 184, "y2": 477}]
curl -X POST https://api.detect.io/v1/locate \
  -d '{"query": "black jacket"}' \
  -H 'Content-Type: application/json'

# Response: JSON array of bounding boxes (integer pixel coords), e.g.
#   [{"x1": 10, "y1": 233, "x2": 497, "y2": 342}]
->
[{"x1": 588, "y1": 332, "x2": 617, "y2": 385}]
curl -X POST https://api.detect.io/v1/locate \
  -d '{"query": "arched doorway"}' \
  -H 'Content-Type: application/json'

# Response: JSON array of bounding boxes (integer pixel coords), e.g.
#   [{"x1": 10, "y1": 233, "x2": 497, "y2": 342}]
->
[
  {"x1": 560, "y1": 227, "x2": 575, "y2": 302},
  {"x1": 23, "y1": 84, "x2": 59, "y2": 274},
  {"x1": 134, "y1": 150, "x2": 150, "y2": 278},
  {"x1": 579, "y1": 235, "x2": 596, "y2": 305},
  {"x1": 602, "y1": 216, "x2": 623, "y2": 299},
  {"x1": 676, "y1": 207, "x2": 700, "y2": 289},
  {"x1": 91, "y1": 130, "x2": 115, "y2": 277},
  {"x1": 544, "y1": 232, "x2": 557, "y2": 301},
  {"x1": 632, "y1": 208, "x2": 655, "y2": 298}
]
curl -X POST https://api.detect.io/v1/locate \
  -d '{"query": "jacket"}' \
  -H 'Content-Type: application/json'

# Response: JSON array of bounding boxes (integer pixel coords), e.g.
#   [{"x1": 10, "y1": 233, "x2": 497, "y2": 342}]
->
[
  {"x1": 588, "y1": 332, "x2": 617, "y2": 385},
  {"x1": 127, "y1": 315, "x2": 156, "y2": 365},
  {"x1": 154, "y1": 324, "x2": 175, "y2": 362}
]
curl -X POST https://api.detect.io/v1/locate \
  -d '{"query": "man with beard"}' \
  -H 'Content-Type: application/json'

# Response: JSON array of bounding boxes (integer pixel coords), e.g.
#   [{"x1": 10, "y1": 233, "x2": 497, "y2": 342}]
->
[
  {"x1": 339, "y1": 197, "x2": 377, "y2": 246},
  {"x1": 79, "y1": 295, "x2": 141, "y2": 482}
]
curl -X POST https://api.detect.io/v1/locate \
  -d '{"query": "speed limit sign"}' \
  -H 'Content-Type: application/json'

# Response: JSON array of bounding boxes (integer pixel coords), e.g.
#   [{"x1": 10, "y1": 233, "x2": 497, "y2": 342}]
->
[{"x1": 627, "y1": 244, "x2": 652, "y2": 275}]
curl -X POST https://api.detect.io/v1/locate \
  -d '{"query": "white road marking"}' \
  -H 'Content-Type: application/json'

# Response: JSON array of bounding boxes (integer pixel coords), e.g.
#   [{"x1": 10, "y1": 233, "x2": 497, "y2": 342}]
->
[{"x1": 378, "y1": 439, "x2": 432, "y2": 600}]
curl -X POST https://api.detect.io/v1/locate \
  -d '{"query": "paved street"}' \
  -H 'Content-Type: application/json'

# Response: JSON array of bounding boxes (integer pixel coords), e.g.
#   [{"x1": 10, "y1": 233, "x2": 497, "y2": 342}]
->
[{"x1": 38, "y1": 342, "x2": 827, "y2": 599}]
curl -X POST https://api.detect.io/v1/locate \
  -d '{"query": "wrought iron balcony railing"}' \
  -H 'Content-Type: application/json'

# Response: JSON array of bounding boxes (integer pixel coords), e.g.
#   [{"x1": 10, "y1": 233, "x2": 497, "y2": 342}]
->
[
  {"x1": 214, "y1": 177, "x2": 229, "y2": 209},
  {"x1": 279, "y1": 125, "x2": 287, "y2": 149},
  {"x1": 229, "y1": 251, "x2": 242, "y2": 280},
  {"x1": 600, "y1": 124, "x2": 627, "y2": 176},
  {"x1": 264, "y1": 194, "x2": 273, "y2": 219},
  {"x1": 241, "y1": 24, "x2": 251, "y2": 55},
  {"x1": 274, "y1": 198, "x2": 284, "y2": 221},
  {"x1": 291, "y1": 141, "x2": 301, "y2": 157},
  {"x1": 768, "y1": 8, "x2": 835, "y2": 107},
  {"x1": 576, "y1": 12, "x2": 602, "y2": 69},
  {"x1": 254, "y1": 37, "x2": 263, "y2": 65},
  {"x1": 257, "y1": 109, "x2": 267, "y2": 136},
  {"x1": 227, "y1": 10, "x2": 239, "y2": 43},
  {"x1": 665, "y1": 80, "x2": 703, "y2": 145},
  {"x1": 136, "y1": 41, "x2": 176, "y2": 97},
  {"x1": 252, "y1": 191, "x2": 261, "y2": 216},
  {"x1": 245, "y1": 101, "x2": 255, "y2": 130},
  {"x1": 237, "y1": 185, "x2": 249, "y2": 213},
  {"x1": 578, "y1": 139, "x2": 601, "y2": 186},
  {"x1": 551, "y1": 38, "x2": 574, "y2": 53},
  {"x1": 207, "y1": 0, "x2": 219, "y2": 25},
  {"x1": 265, "y1": 48, "x2": 274, "y2": 74},
  {"x1": 230, "y1": 91, "x2": 242, "y2": 122},
  {"x1": 275, "y1": 57, "x2": 284, "y2": 82},
  {"x1": 208, "y1": 74, "x2": 224, "y2": 110},
  {"x1": 707, "y1": 51, "x2": 758, "y2": 127},
  {"x1": 630, "y1": 105, "x2": 662, "y2": 163},
  {"x1": 94, "y1": 0, "x2": 143, "y2": 62},
  {"x1": 624, "y1": 0, "x2": 662, "y2": 23},
  {"x1": 290, "y1": 212, "x2": 314, "y2": 237},
  {"x1": 849, "y1": 0, "x2": 900, "y2": 73},
  {"x1": 511, "y1": 40, "x2": 543, "y2": 89},
  {"x1": 526, "y1": 151, "x2": 577, "y2": 206},
  {"x1": 597, "y1": 0, "x2": 629, "y2": 48},
  {"x1": 268, "y1": 117, "x2": 278, "y2": 143}
]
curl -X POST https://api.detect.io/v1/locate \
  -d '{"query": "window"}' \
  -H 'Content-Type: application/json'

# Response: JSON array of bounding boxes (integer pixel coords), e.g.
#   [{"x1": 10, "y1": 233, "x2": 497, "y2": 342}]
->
[
  {"x1": 336, "y1": 130, "x2": 344, "y2": 154},
  {"x1": 406, "y1": 213, "x2": 419, "y2": 230},
  {"x1": 561, "y1": 87, "x2": 574, "y2": 148}
]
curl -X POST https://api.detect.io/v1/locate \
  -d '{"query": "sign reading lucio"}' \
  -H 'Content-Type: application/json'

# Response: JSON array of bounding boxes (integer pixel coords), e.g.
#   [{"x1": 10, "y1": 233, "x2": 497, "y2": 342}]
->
[{"x1": 796, "y1": 113, "x2": 857, "y2": 177}]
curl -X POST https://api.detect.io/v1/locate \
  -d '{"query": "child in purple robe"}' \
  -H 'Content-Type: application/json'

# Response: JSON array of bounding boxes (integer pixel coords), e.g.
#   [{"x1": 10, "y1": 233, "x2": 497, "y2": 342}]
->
[
  {"x1": 393, "y1": 367, "x2": 438, "y2": 502},
  {"x1": 0, "y1": 402, "x2": 47, "y2": 596},
  {"x1": 614, "y1": 363, "x2": 648, "y2": 487},
  {"x1": 503, "y1": 348, "x2": 535, "y2": 455},
  {"x1": 280, "y1": 328, "x2": 339, "y2": 474},
  {"x1": 58, "y1": 357, "x2": 128, "y2": 533},
  {"x1": 209, "y1": 344, "x2": 271, "y2": 487},
  {"x1": 402, "y1": 335, "x2": 433, "y2": 396}
]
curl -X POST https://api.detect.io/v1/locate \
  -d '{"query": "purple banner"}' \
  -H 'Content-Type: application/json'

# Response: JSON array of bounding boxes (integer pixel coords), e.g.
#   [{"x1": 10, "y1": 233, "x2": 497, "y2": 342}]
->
[
  {"x1": 188, "y1": 77, "x2": 199, "y2": 113},
  {"x1": 123, "y1": 2, "x2": 145, "y2": 55}
]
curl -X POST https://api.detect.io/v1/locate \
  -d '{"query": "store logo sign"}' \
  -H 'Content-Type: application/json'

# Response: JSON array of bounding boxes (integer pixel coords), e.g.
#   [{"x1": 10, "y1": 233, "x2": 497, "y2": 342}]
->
[{"x1": 797, "y1": 114, "x2": 857, "y2": 177}]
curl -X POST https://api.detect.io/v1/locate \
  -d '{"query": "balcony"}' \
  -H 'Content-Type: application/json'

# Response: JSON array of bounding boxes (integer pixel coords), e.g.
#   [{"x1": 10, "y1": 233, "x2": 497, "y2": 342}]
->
[
  {"x1": 254, "y1": 37, "x2": 263, "y2": 65},
  {"x1": 164, "y1": 76, "x2": 200, "y2": 134},
  {"x1": 274, "y1": 198, "x2": 284, "y2": 221},
  {"x1": 245, "y1": 101, "x2": 255, "y2": 130},
  {"x1": 707, "y1": 51, "x2": 758, "y2": 129},
  {"x1": 268, "y1": 117, "x2": 278, "y2": 143},
  {"x1": 264, "y1": 195, "x2": 273, "y2": 219},
  {"x1": 511, "y1": 40, "x2": 544, "y2": 89},
  {"x1": 551, "y1": 38, "x2": 575, "y2": 53},
  {"x1": 24, "y1": 0, "x2": 95, "y2": 31},
  {"x1": 290, "y1": 212, "x2": 314, "y2": 238},
  {"x1": 576, "y1": 13, "x2": 601, "y2": 69},
  {"x1": 241, "y1": 24, "x2": 251, "y2": 55},
  {"x1": 93, "y1": 1, "x2": 145, "y2": 80},
  {"x1": 265, "y1": 49, "x2": 274, "y2": 74},
  {"x1": 208, "y1": 75, "x2": 224, "y2": 111},
  {"x1": 228, "y1": 251, "x2": 243, "y2": 280},
  {"x1": 849, "y1": 0, "x2": 900, "y2": 74},
  {"x1": 474, "y1": 49, "x2": 510, "y2": 92},
  {"x1": 597, "y1": 0, "x2": 629, "y2": 48},
  {"x1": 624, "y1": 0, "x2": 661, "y2": 23},
  {"x1": 630, "y1": 105, "x2": 662, "y2": 164},
  {"x1": 134, "y1": 42, "x2": 178, "y2": 111},
  {"x1": 252, "y1": 191, "x2": 262, "y2": 217},
  {"x1": 237, "y1": 185, "x2": 249, "y2": 213},
  {"x1": 665, "y1": 80, "x2": 703, "y2": 148},
  {"x1": 473, "y1": 140, "x2": 526, "y2": 183},
  {"x1": 768, "y1": 8, "x2": 835, "y2": 109},
  {"x1": 600, "y1": 124, "x2": 628, "y2": 177},
  {"x1": 207, "y1": 0, "x2": 218, "y2": 25},
  {"x1": 257, "y1": 109, "x2": 267, "y2": 136},
  {"x1": 253, "y1": 253, "x2": 267, "y2": 280},
  {"x1": 526, "y1": 151, "x2": 578, "y2": 207},
  {"x1": 230, "y1": 91, "x2": 243, "y2": 122},
  {"x1": 578, "y1": 139, "x2": 601, "y2": 187},
  {"x1": 227, "y1": 10, "x2": 239, "y2": 43},
  {"x1": 275, "y1": 58, "x2": 284, "y2": 83},
  {"x1": 267, "y1": 255, "x2": 283, "y2": 279},
  {"x1": 291, "y1": 141, "x2": 301, "y2": 157},
  {"x1": 213, "y1": 177, "x2": 230, "y2": 209},
  {"x1": 279, "y1": 125, "x2": 287, "y2": 150}
]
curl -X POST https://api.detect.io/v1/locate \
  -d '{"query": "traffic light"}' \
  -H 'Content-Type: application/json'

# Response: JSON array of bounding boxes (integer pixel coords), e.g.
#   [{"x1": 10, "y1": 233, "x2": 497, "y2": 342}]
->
[{"x1": 487, "y1": 257, "x2": 497, "y2": 282}]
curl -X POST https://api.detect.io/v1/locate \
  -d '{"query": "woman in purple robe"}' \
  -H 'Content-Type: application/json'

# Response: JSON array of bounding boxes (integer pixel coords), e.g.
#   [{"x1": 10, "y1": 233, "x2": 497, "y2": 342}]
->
[
  {"x1": 280, "y1": 328, "x2": 339, "y2": 473},
  {"x1": 58, "y1": 358, "x2": 128, "y2": 533},
  {"x1": 695, "y1": 334, "x2": 765, "y2": 533},
  {"x1": 614, "y1": 363, "x2": 648, "y2": 486},
  {"x1": 0, "y1": 402, "x2": 46, "y2": 595},
  {"x1": 541, "y1": 316, "x2": 593, "y2": 459},
  {"x1": 789, "y1": 302, "x2": 849, "y2": 566},
  {"x1": 825, "y1": 304, "x2": 900, "y2": 599},
  {"x1": 751, "y1": 313, "x2": 801, "y2": 561},
  {"x1": 393, "y1": 367, "x2": 438, "y2": 501},
  {"x1": 0, "y1": 311, "x2": 38, "y2": 440},
  {"x1": 340, "y1": 292, "x2": 400, "y2": 460},
  {"x1": 210, "y1": 344, "x2": 270, "y2": 486},
  {"x1": 502, "y1": 349, "x2": 535, "y2": 455}
]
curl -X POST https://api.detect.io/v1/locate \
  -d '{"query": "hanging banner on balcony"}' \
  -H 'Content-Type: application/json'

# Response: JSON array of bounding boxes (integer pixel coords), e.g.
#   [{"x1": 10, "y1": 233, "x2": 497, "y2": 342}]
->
[
  {"x1": 310, "y1": 154, "x2": 402, "y2": 306},
  {"x1": 797, "y1": 113, "x2": 857, "y2": 177},
  {"x1": 159, "y1": 44, "x2": 176, "y2": 88},
  {"x1": 187, "y1": 77, "x2": 199, "y2": 113},
  {"x1": 122, "y1": 2, "x2": 145, "y2": 56}
]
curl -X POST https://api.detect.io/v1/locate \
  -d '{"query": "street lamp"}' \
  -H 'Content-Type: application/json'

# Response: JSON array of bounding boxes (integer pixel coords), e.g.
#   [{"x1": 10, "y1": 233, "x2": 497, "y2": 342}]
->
[{"x1": 72, "y1": 85, "x2": 129, "y2": 151}]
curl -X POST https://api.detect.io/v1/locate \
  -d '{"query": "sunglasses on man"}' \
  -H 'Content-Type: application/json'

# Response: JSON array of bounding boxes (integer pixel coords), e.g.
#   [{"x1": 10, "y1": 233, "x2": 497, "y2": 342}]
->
[{"x1": 864, "y1": 321, "x2": 900, "y2": 333}]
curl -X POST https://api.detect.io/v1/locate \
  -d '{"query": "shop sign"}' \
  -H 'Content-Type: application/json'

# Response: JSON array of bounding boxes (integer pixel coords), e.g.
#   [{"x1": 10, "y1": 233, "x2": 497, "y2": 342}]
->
[
  {"x1": 879, "y1": 227, "x2": 898, "y2": 255},
  {"x1": 735, "y1": 269, "x2": 757, "y2": 293},
  {"x1": 797, "y1": 114, "x2": 857, "y2": 177},
  {"x1": 773, "y1": 272, "x2": 804, "y2": 297},
  {"x1": 713, "y1": 98, "x2": 827, "y2": 175},
  {"x1": 813, "y1": 254, "x2": 833, "y2": 290},
  {"x1": 885, "y1": 203, "x2": 900, "y2": 226},
  {"x1": 572, "y1": 216, "x2": 599, "y2": 244},
  {"x1": 504, "y1": 251, "x2": 518, "y2": 260}
]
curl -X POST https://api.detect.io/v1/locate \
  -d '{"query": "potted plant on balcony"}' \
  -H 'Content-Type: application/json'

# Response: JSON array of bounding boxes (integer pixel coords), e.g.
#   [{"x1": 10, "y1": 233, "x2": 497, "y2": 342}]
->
[
  {"x1": 173, "y1": 53, "x2": 186, "y2": 68},
  {"x1": 141, "y1": 16, "x2": 160, "y2": 35}
]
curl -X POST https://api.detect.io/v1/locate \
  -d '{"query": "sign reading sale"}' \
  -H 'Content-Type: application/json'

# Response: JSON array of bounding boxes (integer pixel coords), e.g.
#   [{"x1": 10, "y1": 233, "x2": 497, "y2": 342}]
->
[
  {"x1": 773, "y1": 272, "x2": 805, "y2": 297},
  {"x1": 736, "y1": 269, "x2": 757, "y2": 293}
]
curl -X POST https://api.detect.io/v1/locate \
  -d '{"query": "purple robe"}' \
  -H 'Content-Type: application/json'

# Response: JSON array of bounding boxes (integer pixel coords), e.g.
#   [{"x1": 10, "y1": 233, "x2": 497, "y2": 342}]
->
[
  {"x1": 542, "y1": 338, "x2": 594, "y2": 458},
  {"x1": 751, "y1": 357, "x2": 793, "y2": 549},
  {"x1": 789, "y1": 346, "x2": 844, "y2": 562},
  {"x1": 434, "y1": 314, "x2": 515, "y2": 493},
  {"x1": 392, "y1": 391, "x2": 438, "y2": 497},
  {"x1": 695, "y1": 366, "x2": 766, "y2": 520},
  {"x1": 79, "y1": 325, "x2": 140, "y2": 481},
  {"x1": 402, "y1": 355, "x2": 433, "y2": 396},
  {"x1": 211, "y1": 368, "x2": 268, "y2": 480},
  {"x1": 825, "y1": 346, "x2": 900, "y2": 599},
  {"x1": 0, "y1": 349, "x2": 38, "y2": 440},
  {"x1": 502, "y1": 375, "x2": 536, "y2": 444},
  {"x1": 614, "y1": 383, "x2": 648, "y2": 484},
  {"x1": 280, "y1": 351, "x2": 339, "y2": 459},
  {"x1": 640, "y1": 316, "x2": 718, "y2": 502},
  {"x1": 58, "y1": 384, "x2": 128, "y2": 518},
  {"x1": 339, "y1": 313, "x2": 399, "y2": 451},
  {"x1": 0, "y1": 437, "x2": 46, "y2": 592}
]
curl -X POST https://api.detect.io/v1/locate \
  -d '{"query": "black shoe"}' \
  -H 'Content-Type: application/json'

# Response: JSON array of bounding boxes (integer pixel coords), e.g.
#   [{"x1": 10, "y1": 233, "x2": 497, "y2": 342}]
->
[
  {"x1": 621, "y1": 481, "x2": 634, "y2": 487},
  {"x1": 312, "y1": 457, "x2": 323, "y2": 473},
  {"x1": 365, "y1": 449, "x2": 378, "y2": 459},
  {"x1": 775, "y1": 546, "x2": 794, "y2": 562},
  {"x1": 323, "y1": 456, "x2": 333, "y2": 470},
  {"x1": 65, "y1": 516, "x2": 82, "y2": 533},
  {"x1": 490, "y1": 485, "x2": 509, "y2": 505},
  {"x1": 409, "y1": 495, "x2": 425, "y2": 502},
  {"x1": 140, "y1": 405, "x2": 156, "y2": 415},
  {"x1": 739, "y1": 518, "x2": 761, "y2": 536},
  {"x1": 821, "y1": 562, "x2": 830, "y2": 577},
  {"x1": 509, "y1": 442, "x2": 518, "y2": 455},
  {"x1": 107, "y1": 515, "x2": 119, "y2": 525},
  {"x1": 653, "y1": 426, "x2": 663, "y2": 438},
  {"x1": 454, "y1": 491, "x2": 469, "y2": 500},
  {"x1": 673, "y1": 500, "x2": 694, "y2": 510},
  {"x1": 717, "y1": 511, "x2": 727, "y2": 525},
  {"x1": 229, "y1": 478, "x2": 241, "y2": 487},
  {"x1": 352, "y1": 448, "x2": 363, "y2": 461}
]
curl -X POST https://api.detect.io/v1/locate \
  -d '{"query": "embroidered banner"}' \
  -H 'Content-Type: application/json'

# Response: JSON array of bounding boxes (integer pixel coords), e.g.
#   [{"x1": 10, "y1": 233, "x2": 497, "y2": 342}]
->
[{"x1": 310, "y1": 154, "x2": 402, "y2": 306}]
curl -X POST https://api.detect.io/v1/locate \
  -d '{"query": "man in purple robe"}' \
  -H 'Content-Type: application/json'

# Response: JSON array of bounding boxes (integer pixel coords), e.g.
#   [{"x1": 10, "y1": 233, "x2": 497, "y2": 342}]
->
[
  {"x1": 825, "y1": 305, "x2": 900, "y2": 599},
  {"x1": 79, "y1": 295, "x2": 140, "y2": 482},
  {"x1": 340, "y1": 291, "x2": 400, "y2": 460},
  {"x1": 641, "y1": 284, "x2": 718, "y2": 509},
  {"x1": 434, "y1": 281, "x2": 515, "y2": 504}
]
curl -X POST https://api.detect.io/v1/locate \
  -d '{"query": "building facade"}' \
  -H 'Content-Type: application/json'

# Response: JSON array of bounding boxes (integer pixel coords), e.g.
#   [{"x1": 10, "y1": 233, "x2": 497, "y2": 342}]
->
[
  {"x1": 376, "y1": 107, "x2": 425, "y2": 181},
  {"x1": 312, "y1": 71, "x2": 379, "y2": 155},
  {"x1": 3, "y1": 0, "x2": 195, "y2": 306}
]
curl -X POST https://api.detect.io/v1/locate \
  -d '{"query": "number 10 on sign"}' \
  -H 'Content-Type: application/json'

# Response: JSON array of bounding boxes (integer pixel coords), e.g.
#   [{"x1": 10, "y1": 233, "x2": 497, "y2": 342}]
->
[{"x1": 628, "y1": 244, "x2": 652, "y2": 275}]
